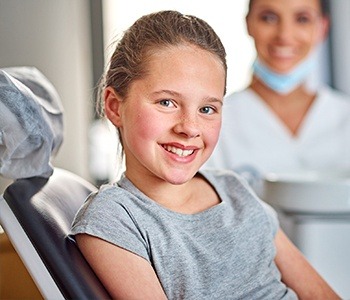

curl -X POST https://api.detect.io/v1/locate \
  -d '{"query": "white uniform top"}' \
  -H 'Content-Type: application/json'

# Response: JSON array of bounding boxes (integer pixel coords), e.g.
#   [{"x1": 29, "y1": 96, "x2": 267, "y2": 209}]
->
[{"x1": 204, "y1": 86, "x2": 350, "y2": 175}]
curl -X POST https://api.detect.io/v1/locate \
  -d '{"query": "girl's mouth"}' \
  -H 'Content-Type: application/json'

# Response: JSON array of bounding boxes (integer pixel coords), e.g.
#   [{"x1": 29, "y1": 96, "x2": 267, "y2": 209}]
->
[{"x1": 162, "y1": 145, "x2": 195, "y2": 157}]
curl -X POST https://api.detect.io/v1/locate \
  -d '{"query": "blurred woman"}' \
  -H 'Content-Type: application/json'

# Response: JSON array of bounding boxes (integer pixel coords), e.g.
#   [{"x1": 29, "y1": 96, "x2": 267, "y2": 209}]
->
[{"x1": 205, "y1": 0, "x2": 350, "y2": 180}]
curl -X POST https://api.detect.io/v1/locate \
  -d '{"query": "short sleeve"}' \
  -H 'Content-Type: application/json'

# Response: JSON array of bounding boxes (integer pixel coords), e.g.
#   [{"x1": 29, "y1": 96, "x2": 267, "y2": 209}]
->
[
  {"x1": 70, "y1": 187, "x2": 150, "y2": 261},
  {"x1": 258, "y1": 199, "x2": 279, "y2": 237}
]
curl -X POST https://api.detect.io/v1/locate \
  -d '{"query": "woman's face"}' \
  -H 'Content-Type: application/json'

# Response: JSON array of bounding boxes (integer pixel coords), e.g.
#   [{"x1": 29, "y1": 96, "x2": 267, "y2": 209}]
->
[
  {"x1": 246, "y1": 0, "x2": 328, "y2": 73},
  {"x1": 105, "y1": 44, "x2": 225, "y2": 186}
]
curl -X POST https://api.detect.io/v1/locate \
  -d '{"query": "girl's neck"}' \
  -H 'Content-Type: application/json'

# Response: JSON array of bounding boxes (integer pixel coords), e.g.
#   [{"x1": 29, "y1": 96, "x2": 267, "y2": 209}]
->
[
  {"x1": 125, "y1": 171, "x2": 220, "y2": 214},
  {"x1": 250, "y1": 76, "x2": 317, "y2": 136}
]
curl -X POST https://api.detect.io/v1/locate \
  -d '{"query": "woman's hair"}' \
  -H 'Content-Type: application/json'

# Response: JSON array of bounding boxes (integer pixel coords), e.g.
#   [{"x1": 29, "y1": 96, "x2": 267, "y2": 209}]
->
[
  {"x1": 97, "y1": 10, "x2": 227, "y2": 116},
  {"x1": 247, "y1": 0, "x2": 330, "y2": 17}
]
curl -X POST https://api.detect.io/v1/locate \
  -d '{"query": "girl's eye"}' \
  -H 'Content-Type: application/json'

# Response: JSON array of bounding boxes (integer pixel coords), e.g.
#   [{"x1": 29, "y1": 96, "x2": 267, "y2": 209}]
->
[
  {"x1": 199, "y1": 106, "x2": 216, "y2": 115},
  {"x1": 159, "y1": 99, "x2": 175, "y2": 108}
]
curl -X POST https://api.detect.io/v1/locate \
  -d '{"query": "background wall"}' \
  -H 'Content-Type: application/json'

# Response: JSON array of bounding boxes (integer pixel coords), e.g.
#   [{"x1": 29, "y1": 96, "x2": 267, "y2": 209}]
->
[
  {"x1": 329, "y1": 0, "x2": 350, "y2": 94},
  {"x1": 103, "y1": 0, "x2": 253, "y2": 95},
  {"x1": 0, "y1": 0, "x2": 96, "y2": 184},
  {"x1": 0, "y1": 2, "x2": 100, "y2": 298}
]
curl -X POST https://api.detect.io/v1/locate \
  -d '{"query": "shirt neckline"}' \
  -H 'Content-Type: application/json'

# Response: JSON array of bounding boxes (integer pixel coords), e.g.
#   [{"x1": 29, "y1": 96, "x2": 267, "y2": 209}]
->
[{"x1": 116, "y1": 170, "x2": 226, "y2": 221}]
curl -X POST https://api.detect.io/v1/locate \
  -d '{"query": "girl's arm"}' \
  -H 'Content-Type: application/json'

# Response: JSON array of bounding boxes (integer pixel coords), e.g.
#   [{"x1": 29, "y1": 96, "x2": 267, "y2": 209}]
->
[
  {"x1": 274, "y1": 229, "x2": 341, "y2": 300},
  {"x1": 76, "y1": 234, "x2": 168, "y2": 300}
]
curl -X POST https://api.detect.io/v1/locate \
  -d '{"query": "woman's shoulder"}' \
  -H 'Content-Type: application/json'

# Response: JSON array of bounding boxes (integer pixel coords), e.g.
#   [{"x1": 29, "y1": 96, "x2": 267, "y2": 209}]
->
[
  {"x1": 223, "y1": 88, "x2": 263, "y2": 115},
  {"x1": 224, "y1": 87, "x2": 256, "y2": 102},
  {"x1": 319, "y1": 85, "x2": 350, "y2": 104},
  {"x1": 316, "y1": 85, "x2": 350, "y2": 118}
]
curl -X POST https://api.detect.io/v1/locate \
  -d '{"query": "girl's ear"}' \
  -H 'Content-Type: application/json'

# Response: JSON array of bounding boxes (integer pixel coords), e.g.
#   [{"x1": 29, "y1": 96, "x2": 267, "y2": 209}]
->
[{"x1": 104, "y1": 86, "x2": 123, "y2": 127}]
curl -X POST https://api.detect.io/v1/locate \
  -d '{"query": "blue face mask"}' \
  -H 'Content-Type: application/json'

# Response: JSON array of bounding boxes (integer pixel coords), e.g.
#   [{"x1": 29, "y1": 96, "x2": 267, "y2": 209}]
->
[{"x1": 252, "y1": 55, "x2": 316, "y2": 94}]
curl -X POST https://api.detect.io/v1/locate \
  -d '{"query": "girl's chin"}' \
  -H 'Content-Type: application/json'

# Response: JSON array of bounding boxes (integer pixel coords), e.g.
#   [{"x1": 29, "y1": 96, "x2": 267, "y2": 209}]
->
[{"x1": 163, "y1": 171, "x2": 197, "y2": 185}]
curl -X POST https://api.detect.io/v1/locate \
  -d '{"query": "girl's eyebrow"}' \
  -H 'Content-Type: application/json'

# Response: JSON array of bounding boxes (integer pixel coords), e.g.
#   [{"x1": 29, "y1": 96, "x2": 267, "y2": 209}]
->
[
  {"x1": 151, "y1": 89, "x2": 181, "y2": 97},
  {"x1": 151, "y1": 89, "x2": 223, "y2": 105}
]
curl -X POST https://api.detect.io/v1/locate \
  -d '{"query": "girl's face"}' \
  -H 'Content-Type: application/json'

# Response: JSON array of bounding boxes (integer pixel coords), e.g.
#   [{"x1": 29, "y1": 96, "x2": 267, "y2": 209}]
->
[
  {"x1": 246, "y1": 0, "x2": 328, "y2": 73},
  {"x1": 106, "y1": 44, "x2": 225, "y2": 186}
]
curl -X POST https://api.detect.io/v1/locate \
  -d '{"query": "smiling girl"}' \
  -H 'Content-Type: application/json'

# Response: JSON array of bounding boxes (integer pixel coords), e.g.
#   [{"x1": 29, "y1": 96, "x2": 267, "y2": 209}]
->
[{"x1": 70, "y1": 10, "x2": 340, "y2": 299}]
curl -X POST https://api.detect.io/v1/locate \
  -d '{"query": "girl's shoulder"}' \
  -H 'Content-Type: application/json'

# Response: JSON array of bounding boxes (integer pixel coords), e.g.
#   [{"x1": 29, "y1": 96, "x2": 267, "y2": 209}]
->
[{"x1": 199, "y1": 168, "x2": 252, "y2": 197}]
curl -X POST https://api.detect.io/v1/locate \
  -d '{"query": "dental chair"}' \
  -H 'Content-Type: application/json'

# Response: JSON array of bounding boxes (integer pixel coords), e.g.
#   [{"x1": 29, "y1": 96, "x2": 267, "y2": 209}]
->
[{"x1": 0, "y1": 168, "x2": 111, "y2": 299}]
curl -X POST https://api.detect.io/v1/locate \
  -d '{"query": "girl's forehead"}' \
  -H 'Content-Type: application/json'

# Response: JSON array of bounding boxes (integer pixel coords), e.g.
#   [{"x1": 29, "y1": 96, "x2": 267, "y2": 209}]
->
[
  {"x1": 126, "y1": 44, "x2": 225, "y2": 97},
  {"x1": 144, "y1": 45, "x2": 225, "y2": 80},
  {"x1": 146, "y1": 43, "x2": 201, "y2": 58},
  {"x1": 145, "y1": 43, "x2": 223, "y2": 69}
]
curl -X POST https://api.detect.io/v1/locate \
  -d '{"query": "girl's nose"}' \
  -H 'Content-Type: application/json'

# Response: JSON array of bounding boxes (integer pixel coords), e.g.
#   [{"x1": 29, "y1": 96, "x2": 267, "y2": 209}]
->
[{"x1": 173, "y1": 115, "x2": 201, "y2": 138}]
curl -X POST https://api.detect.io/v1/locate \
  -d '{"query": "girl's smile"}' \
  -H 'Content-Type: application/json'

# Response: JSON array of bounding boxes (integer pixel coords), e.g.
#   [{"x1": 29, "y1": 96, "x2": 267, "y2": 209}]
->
[{"x1": 161, "y1": 143, "x2": 196, "y2": 158}]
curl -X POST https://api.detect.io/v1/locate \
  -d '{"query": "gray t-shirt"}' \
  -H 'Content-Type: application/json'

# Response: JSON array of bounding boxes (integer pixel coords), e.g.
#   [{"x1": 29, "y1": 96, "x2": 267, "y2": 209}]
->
[{"x1": 71, "y1": 169, "x2": 297, "y2": 299}]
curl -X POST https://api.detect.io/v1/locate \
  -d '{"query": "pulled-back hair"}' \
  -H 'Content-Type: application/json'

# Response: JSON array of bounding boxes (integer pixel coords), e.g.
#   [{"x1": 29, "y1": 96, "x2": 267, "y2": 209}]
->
[{"x1": 98, "y1": 10, "x2": 227, "y2": 115}]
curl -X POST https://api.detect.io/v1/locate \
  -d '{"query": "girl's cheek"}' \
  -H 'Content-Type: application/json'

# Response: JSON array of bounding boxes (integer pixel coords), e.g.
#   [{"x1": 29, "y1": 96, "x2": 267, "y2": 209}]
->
[
  {"x1": 206, "y1": 121, "x2": 222, "y2": 144},
  {"x1": 135, "y1": 112, "x2": 165, "y2": 138}
]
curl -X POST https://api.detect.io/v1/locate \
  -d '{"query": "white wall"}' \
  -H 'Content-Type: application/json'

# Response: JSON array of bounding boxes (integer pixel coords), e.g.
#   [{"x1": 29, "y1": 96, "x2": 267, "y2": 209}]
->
[
  {"x1": 329, "y1": 0, "x2": 350, "y2": 94},
  {"x1": 0, "y1": 0, "x2": 94, "y2": 183},
  {"x1": 102, "y1": 0, "x2": 253, "y2": 95}
]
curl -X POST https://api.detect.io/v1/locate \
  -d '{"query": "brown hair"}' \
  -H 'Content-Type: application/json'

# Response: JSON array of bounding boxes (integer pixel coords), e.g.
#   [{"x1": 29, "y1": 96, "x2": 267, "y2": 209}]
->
[{"x1": 98, "y1": 10, "x2": 227, "y2": 115}]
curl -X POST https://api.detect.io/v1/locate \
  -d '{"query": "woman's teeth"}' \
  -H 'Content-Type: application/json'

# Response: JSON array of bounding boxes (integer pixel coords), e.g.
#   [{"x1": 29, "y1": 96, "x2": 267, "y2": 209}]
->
[
  {"x1": 163, "y1": 145, "x2": 194, "y2": 157},
  {"x1": 272, "y1": 46, "x2": 294, "y2": 58}
]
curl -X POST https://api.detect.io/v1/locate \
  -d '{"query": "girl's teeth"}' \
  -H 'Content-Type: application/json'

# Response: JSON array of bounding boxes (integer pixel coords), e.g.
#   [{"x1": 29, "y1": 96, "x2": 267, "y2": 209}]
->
[{"x1": 164, "y1": 145, "x2": 194, "y2": 157}]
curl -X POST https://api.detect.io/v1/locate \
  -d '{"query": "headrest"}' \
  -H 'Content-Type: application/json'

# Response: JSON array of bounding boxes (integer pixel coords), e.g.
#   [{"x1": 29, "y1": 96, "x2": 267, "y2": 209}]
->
[{"x1": 0, "y1": 66, "x2": 64, "y2": 179}]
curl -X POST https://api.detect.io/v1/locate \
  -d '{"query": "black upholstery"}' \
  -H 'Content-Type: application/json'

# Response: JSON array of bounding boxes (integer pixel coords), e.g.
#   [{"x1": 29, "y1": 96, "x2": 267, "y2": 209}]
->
[{"x1": 2, "y1": 168, "x2": 110, "y2": 299}]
